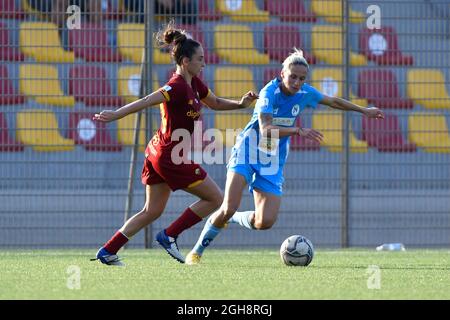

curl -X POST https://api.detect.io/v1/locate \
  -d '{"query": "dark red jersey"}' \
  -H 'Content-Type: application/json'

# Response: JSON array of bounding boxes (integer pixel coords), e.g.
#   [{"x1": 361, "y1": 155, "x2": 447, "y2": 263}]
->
[{"x1": 152, "y1": 73, "x2": 209, "y2": 149}]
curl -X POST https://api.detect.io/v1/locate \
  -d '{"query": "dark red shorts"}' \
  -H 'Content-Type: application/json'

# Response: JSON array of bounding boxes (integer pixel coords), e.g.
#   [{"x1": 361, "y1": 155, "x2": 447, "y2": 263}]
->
[{"x1": 141, "y1": 146, "x2": 207, "y2": 191}]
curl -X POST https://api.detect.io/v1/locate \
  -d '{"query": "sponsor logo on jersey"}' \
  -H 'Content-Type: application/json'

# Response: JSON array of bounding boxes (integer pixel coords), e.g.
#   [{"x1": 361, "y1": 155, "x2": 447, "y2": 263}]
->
[{"x1": 187, "y1": 110, "x2": 201, "y2": 119}]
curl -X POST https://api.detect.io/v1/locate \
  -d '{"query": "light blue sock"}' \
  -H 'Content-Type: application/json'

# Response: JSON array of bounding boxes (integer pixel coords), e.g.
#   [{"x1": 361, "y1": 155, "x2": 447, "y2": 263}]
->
[
  {"x1": 192, "y1": 219, "x2": 222, "y2": 256},
  {"x1": 228, "y1": 211, "x2": 255, "y2": 230}
]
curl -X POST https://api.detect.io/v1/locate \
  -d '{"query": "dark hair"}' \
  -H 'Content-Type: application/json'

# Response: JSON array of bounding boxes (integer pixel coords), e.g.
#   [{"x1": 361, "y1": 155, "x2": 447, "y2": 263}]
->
[{"x1": 156, "y1": 20, "x2": 201, "y2": 66}]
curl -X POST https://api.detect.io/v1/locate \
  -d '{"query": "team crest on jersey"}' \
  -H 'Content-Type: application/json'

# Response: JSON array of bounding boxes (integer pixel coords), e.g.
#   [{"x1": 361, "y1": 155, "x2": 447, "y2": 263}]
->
[{"x1": 292, "y1": 104, "x2": 300, "y2": 116}]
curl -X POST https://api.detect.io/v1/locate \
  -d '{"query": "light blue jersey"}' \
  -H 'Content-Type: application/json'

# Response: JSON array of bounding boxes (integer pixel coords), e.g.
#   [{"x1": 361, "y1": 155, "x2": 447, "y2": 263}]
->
[{"x1": 228, "y1": 78, "x2": 323, "y2": 196}]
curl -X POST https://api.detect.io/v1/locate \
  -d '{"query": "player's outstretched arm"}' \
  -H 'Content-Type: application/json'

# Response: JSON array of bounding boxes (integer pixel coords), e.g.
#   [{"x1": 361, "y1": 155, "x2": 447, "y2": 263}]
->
[
  {"x1": 319, "y1": 95, "x2": 384, "y2": 119},
  {"x1": 93, "y1": 91, "x2": 166, "y2": 122},
  {"x1": 202, "y1": 90, "x2": 259, "y2": 111}
]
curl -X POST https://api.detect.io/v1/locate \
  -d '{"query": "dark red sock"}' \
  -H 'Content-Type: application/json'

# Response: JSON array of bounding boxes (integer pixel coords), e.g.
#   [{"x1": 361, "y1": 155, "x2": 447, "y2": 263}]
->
[
  {"x1": 165, "y1": 207, "x2": 202, "y2": 238},
  {"x1": 104, "y1": 231, "x2": 129, "y2": 254}
]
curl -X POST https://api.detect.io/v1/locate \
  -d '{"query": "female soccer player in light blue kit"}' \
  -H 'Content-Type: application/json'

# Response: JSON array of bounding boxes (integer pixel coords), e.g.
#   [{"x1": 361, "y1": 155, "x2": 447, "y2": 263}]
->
[{"x1": 186, "y1": 49, "x2": 384, "y2": 264}]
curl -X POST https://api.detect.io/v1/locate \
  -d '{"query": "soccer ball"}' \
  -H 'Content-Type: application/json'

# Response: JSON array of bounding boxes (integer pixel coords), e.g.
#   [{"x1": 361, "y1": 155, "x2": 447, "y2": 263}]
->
[{"x1": 280, "y1": 235, "x2": 314, "y2": 266}]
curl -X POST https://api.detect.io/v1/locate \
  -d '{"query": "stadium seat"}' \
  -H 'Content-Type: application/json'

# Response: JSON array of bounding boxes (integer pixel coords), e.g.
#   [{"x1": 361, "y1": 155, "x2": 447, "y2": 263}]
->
[
  {"x1": 312, "y1": 111, "x2": 368, "y2": 152},
  {"x1": 69, "y1": 66, "x2": 124, "y2": 107},
  {"x1": 264, "y1": 25, "x2": 316, "y2": 64},
  {"x1": 0, "y1": 0, "x2": 24, "y2": 19},
  {"x1": 118, "y1": 66, "x2": 159, "y2": 104},
  {"x1": 312, "y1": 26, "x2": 367, "y2": 66},
  {"x1": 117, "y1": 113, "x2": 147, "y2": 152},
  {"x1": 214, "y1": 24, "x2": 269, "y2": 64},
  {"x1": 16, "y1": 109, "x2": 74, "y2": 152},
  {"x1": 408, "y1": 113, "x2": 450, "y2": 153},
  {"x1": 358, "y1": 70, "x2": 414, "y2": 109},
  {"x1": 20, "y1": 22, "x2": 75, "y2": 63},
  {"x1": 178, "y1": 24, "x2": 219, "y2": 64},
  {"x1": 214, "y1": 67, "x2": 257, "y2": 101},
  {"x1": 359, "y1": 26, "x2": 413, "y2": 66},
  {"x1": 0, "y1": 66, "x2": 26, "y2": 105},
  {"x1": 362, "y1": 114, "x2": 416, "y2": 152},
  {"x1": 216, "y1": 0, "x2": 269, "y2": 22},
  {"x1": 407, "y1": 69, "x2": 450, "y2": 109},
  {"x1": 290, "y1": 118, "x2": 320, "y2": 151},
  {"x1": 67, "y1": 112, "x2": 122, "y2": 151},
  {"x1": 19, "y1": 64, "x2": 75, "y2": 107},
  {"x1": 117, "y1": 23, "x2": 170, "y2": 64},
  {"x1": 0, "y1": 112, "x2": 24, "y2": 152},
  {"x1": 264, "y1": 0, "x2": 316, "y2": 22},
  {"x1": 0, "y1": 23, "x2": 25, "y2": 61},
  {"x1": 264, "y1": 67, "x2": 280, "y2": 85},
  {"x1": 311, "y1": 0, "x2": 365, "y2": 24},
  {"x1": 214, "y1": 112, "x2": 252, "y2": 147},
  {"x1": 311, "y1": 68, "x2": 368, "y2": 107},
  {"x1": 68, "y1": 22, "x2": 122, "y2": 62},
  {"x1": 199, "y1": 0, "x2": 222, "y2": 20}
]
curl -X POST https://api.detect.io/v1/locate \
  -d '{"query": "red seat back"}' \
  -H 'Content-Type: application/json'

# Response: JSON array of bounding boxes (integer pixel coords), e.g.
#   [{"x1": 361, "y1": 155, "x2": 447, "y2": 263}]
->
[{"x1": 265, "y1": 0, "x2": 316, "y2": 22}]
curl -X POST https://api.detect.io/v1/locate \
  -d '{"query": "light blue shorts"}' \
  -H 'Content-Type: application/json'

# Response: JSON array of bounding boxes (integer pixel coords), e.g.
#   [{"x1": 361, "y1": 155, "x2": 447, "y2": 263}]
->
[{"x1": 228, "y1": 162, "x2": 283, "y2": 196}]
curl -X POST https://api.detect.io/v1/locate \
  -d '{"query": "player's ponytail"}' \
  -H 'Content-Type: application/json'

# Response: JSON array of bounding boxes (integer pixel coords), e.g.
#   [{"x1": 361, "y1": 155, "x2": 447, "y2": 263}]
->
[
  {"x1": 282, "y1": 47, "x2": 309, "y2": 72},
  {"x1": 156, "y1": 20, "x2": 201, "y2": 66}
]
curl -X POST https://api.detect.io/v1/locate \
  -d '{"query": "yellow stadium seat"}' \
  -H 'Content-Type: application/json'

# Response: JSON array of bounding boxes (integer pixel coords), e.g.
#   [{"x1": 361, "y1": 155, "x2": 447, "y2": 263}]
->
[
  {"x1": 311, "y1": 68, "x2": 368, "y2": 107},
  {"x1": 20, "y1": 64, "x2": 75, "y2": 107},
  {"x1": 312, "y1": 25, "x2": 367, "y2": 66},
  {"x1": 214, "y1": 67, "x2": 257, "y2": 102},
  {"x1": 16, "y1": 109, "x2": 74, "y2": 152},
  {"x1": 311, "y1": 0, "x2": 365, "y2": 23},
  {"x1": 117, "y1": 23, "x2": 170, "y2": 64},
  {"x1": 408, "y1": 113, "x2": 450, "y2": 153},
  {"x1": 214, "y1": 24, "x2": 269, "y2": 64},
  {"x1": 117, "y1": 113, "x2": 150, "y2": 152},
  {"x1": 118, "y1": 66, "x2": 159, "y2": 104},
  {"x1": 20, "y1": 22, "x2": 74, "y2": 63},
  {"x1": 312, "y1": 111, "x2": 368, "y2": 152},
  {"x1": 214, "y1": 112, "x2": 252, "y2": 147},
  {"x1": 216, "y1": 0, "x2": 269, "y2": 22},
  {"x1": 407, "y1": 69, "x2": 450, "y2": 109}
]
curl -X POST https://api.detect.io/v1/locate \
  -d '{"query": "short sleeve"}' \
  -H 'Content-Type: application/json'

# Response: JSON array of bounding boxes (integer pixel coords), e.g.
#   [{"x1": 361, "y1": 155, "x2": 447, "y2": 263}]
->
[
  {"x1": 158, "y1": 83, "x2": 177, "y2": 102},
  {"x1": 303, "y1": 84, "x2": 324, "y2": 109},
  {"x1": 255, "y1": 89, "x2": 274, "y2": 115}
]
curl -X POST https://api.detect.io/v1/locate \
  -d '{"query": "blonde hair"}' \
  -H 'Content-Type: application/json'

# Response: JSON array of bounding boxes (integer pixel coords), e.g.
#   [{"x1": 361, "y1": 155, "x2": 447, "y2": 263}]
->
[{"x1": 282, "y1": 48, "x2": 309, "y2": 72}]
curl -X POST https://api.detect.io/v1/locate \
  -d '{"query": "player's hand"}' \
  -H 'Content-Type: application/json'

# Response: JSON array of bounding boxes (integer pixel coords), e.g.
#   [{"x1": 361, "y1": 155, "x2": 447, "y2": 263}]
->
[
  {"x1": 93, "y1": 110, "x2": 120, "y2": 122},
  {"x1": 239, "y1": 91, "x2": 259, "y2": 108},
  {"x1": 364, "y1": 107, "x2": 384, "y2": 119},
  {"x1": 297, "y1": 128, "x2": 323, "y2": 143}
]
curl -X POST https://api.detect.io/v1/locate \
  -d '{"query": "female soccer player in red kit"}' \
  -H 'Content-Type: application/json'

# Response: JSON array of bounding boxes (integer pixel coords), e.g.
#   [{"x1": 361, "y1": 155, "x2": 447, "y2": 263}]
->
[{"x1": 92, "y1": 21, "x2": 258, "y2": 265}]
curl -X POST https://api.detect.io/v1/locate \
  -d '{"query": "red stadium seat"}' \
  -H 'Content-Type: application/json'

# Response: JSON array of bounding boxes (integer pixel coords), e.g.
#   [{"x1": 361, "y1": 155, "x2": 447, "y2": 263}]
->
[
  {"x1": 358, "y1": 70, "x2": 414, "y2": 109},
  {"x1": 69, "y1": 66, "x2": 124, "y2": 107},
  {"x1": 0, "y1": 22, "x2": 25, "y2": 61},
  {"x1": 198, "y1": 0, "x2": 222, "y2": 20},
  {"x1": 264, "y1": 25, "x2": 316, "y2": 64},
  {"x1": 362, "y1": 113, "x2": 416, "y2": 152},
  {"x1": 359, "y1": 26, "x2": 413, "y2": 66},
  {"x1": 0, "y1": 112, "x2": 24, "y2": 152},
  {"x1": 68, "y1": 112, "x2": 122, "y2": 151},
  {"x1": 264, "y1": 67, "x2": 280, "y2": 84},
  {"x1": 264, "y1": 0, "x2": 316, "y2": 22},
  {"x1": 0, "y1": 66, "x2": 25, "y2": 105},
  {"x1": 68, "y1": 22, "x2": 122, "y2": 62},
  {"x1": 0, "y1": 0, "x2": 24, "y2": 19},
  {"x1": 290, "y1": 118, "x2": 320, "y2": 151},
  {"x1": 178, "y1": 24, "x2": 219, "y2": 64}
]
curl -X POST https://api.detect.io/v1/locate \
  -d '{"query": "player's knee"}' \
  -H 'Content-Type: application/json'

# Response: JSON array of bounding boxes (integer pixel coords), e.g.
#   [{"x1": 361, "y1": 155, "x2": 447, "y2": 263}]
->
[
  {"x1": 253, "y1": 217, "x2": 275, "y2": 230},
  {"x1": 142, "y1": 207, "x2": 163, "y2": 221}
]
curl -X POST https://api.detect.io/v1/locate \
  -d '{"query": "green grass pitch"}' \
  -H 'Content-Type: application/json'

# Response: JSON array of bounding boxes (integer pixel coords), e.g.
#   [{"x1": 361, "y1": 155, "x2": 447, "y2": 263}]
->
[{"x1": 1, "y1": 249, "x2": 449, "y2": 300}]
